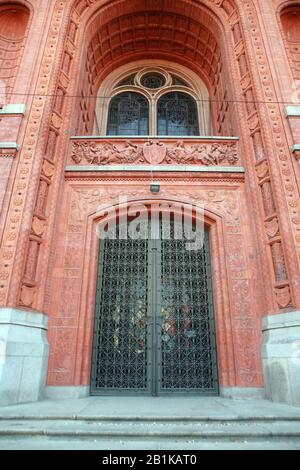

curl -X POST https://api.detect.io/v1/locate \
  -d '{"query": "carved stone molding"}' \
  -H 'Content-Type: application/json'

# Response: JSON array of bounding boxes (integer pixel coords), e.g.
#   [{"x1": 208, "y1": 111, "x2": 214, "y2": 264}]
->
[
  {"x1": 68, "y1": 186, "x2": 241, "y2": 227},
  {"x1": 0, "y1": 1, "x2": 67, "y2": 308},
  {"x1": 0, "y1": 148, "x2": 18, "y2": 158},
  {"x1": 70, "y1": 140, "x2": 240, "y2": 167}
]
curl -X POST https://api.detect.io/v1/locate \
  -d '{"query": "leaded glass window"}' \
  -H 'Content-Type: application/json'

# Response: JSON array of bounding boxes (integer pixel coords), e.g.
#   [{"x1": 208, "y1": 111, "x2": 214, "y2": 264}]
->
[
  {"x1": 171, "y1": 75, "x2": 189, "y2": 87},
  {"x1": 141, "y1": 73, "x2": 165, "y2": 89},
  {"x1": 116, "y1": 74, "x2": 136, "y2": 87},
  {"x1": 157, "y1": 92, "x2": 199, "y2": 136},
  {"x1": 107, "y1": 92, "x2": 149, "y2": 136},
  {"x1": 102, "y1": 69, "x2": 210, "y2": 136}
]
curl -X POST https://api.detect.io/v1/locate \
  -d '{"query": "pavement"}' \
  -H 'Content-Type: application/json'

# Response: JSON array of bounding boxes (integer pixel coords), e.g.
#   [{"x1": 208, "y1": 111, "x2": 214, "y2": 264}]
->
[
  {"x1": 1, "y1": 396, "x2": 300, "y2": 419},
  {"x1": 0, "y1": 396, "x2": 300, "y2": 450}
]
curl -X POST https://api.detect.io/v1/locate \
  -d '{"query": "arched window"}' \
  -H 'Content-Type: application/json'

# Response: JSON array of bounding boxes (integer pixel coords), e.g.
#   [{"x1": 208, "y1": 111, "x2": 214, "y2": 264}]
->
[
  {"x1": 95, "y1": 67, "x2": 211, "y2": 136},
  {"x1": 107, "y1": 92, "x2": 149, "y2": 136},
  {"x1": 157, "y1": 92, "x2": 199, "y2": 136}
]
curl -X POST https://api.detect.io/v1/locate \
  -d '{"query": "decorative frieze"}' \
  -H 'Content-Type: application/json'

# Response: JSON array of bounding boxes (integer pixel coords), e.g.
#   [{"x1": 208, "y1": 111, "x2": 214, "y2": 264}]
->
[{"x1": 70, "y1": 139, "x2": 240, "y2": 167}]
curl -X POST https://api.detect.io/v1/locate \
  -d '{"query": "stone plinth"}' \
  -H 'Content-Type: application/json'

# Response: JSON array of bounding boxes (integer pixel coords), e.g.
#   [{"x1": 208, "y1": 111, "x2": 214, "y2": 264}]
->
[
  {"x1": 262, "y1": 311, "x2": 300, "y2": 406},
  {"x1": 0, "y1": 308, "x2": 49, "y2": 406}
]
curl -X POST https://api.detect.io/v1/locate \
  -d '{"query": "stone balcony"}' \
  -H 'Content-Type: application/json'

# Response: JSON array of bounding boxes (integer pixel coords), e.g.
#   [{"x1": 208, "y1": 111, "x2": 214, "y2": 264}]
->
[{"x1": 66, "y1": 136, "x2": 242, "y2": 173}]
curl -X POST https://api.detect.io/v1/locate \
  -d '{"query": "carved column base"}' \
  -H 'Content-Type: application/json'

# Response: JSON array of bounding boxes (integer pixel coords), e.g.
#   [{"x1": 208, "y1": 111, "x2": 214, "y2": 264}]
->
[
  {"x1": 0, "y1": 308, "x2": 49, "y2": 406},
  {"x1": 262, "y1": 311, "x2": 300, "y2": 405}
]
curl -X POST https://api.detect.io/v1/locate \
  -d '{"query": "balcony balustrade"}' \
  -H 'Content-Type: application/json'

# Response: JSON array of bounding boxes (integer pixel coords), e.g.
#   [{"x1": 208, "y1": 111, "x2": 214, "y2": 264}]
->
[{"x1": 67, "y1": 136, "x2": 241, "y2": 170}]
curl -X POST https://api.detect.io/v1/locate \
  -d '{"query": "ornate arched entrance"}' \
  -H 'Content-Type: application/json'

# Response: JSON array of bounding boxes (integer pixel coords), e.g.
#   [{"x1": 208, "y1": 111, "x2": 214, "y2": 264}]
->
[
  {"x1": 91, "y1": 213, "x2": 218, "y2": 396},
  {"x1": 10, "y1": 0, "x2": 266, "y2": 404}
]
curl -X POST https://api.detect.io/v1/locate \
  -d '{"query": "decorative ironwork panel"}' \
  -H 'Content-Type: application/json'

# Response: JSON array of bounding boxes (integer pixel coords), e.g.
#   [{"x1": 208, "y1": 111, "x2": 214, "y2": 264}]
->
[
  {"x1": 107, "y1": 92, "x2": 149, "y2": 136},
  {"x1": 157, "y1": 92, "x2": 199, "y2": 136},
  {"x1": 91, "y1": 220, "x2": 218, "y2": 395},
  {"x1": 91, "y1": 233, "x2": 149, "y2": 393},
  {"x1": 159, "y1": 225, "x2": 218, "y2": 393}
]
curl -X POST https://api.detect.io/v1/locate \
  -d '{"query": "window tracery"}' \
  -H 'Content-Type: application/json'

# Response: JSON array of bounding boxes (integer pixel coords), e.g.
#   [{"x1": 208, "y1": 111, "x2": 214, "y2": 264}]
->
[{"x1": 103, "y1": 67, "x2": 207, "y2": 136}]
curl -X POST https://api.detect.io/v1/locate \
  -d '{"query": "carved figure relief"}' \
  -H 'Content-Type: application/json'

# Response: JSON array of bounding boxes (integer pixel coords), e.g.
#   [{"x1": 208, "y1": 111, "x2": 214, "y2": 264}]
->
[{"x1": 70, "y1": 140, "x2": 240, "y2": 166}]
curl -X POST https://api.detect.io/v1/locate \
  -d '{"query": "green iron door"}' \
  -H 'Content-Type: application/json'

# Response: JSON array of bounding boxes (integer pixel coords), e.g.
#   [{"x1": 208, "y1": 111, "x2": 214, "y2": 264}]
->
[{"x1": 91, "y1": 219, "x2": 218, "y2": 395}]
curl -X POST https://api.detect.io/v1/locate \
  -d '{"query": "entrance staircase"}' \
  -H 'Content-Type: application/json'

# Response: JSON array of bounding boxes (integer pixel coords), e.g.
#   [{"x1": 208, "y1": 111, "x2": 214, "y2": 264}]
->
[{"x1": 0, "y1": 397, "x2": 300, "y2": 449}]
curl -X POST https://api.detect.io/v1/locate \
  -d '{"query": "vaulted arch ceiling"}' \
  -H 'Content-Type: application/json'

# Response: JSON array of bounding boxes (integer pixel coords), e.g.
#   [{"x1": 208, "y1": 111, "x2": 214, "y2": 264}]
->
[
  {"x1": 87, "y1": 11, "x2": 222, "y2": 89},
  {"x1": 74, "y1": 0, "x2": 235, "y2": 137},
  {"x1": 73, "y1": 0, "x2": 237, "y2": 22},
  {"x1": 82, "y1": 0, "x2": 228, "y2": 90}
]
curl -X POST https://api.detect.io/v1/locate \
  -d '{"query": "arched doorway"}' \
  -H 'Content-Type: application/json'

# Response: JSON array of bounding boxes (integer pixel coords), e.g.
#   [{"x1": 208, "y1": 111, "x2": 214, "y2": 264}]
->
[{"x1": 91, "y1": 214, "x2": 218, "y2": 396}]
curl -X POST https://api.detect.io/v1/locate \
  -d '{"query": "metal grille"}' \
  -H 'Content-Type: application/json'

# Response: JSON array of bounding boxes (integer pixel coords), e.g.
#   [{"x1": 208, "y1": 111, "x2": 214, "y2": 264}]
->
[
  {"x1": 160, "y1": 226, "x2": 217, "y2": 392},
  {"x1": 91, "y1": 234, "x2": 149, "y2": 392},
  {"x1": 91, "y1": 220, "x2": 218, "y2": 395}
]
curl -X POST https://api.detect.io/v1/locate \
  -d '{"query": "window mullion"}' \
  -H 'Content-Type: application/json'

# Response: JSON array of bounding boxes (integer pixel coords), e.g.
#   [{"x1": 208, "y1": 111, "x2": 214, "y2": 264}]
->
[{"x1": 149, "y1": 98, "x2": 156, "y2": 136}]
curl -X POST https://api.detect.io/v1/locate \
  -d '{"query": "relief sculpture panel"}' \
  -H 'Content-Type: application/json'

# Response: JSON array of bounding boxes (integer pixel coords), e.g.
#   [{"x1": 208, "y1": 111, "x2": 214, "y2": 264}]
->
[{"x1": 70, "y1": 140, "x2": 240, "y2": 167}]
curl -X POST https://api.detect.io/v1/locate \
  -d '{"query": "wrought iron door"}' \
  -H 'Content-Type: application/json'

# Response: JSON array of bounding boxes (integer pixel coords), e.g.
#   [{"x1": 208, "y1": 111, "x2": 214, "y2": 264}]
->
[{"x1": 91, "y1": 220, "x2": 218, "y2": 396}]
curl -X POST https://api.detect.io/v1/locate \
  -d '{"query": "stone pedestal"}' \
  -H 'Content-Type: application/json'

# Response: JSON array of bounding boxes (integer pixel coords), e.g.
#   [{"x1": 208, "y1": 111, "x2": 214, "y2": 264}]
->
[
  {"x1": 0, "y1": 308, "x2": 49, "y2": 406},
  {"x1": 262, "y1": 311, "x2": 300, "y2": 405}
]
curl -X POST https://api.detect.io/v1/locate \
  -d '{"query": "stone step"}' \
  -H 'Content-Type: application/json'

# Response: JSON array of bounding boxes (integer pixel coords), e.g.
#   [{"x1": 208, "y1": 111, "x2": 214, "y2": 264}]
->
[
  {"x1": 0, "y1": 418, "x2": 300, "y2": 441},
  {"x1": 1, "y1": 414, "x2": 300, "y2": 422},
  {"x1": 1, "y1": 435, "x2": 300, "y2": 450}
]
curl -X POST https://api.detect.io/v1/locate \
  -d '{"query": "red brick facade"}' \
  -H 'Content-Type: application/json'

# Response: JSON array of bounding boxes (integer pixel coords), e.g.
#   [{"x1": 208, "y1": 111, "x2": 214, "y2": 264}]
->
[{"x1": 0, "y1": 0, "x2": 300, "y2": 397}]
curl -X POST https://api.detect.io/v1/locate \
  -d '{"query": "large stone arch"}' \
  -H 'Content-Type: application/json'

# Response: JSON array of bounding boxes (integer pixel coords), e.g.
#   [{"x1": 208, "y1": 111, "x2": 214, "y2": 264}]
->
[
  {"x1": 45, "y1": 180, "x2": 262, "y2": 394},
  {"x1": 4, "y1": 1, "x2": 297, "y2": 324},
  {"x1": 0, "y1": 0, "x2": 299, "y2": 406},
  {"x1": 9, "y1": 0, "x2": 246, "y2": 311},
  {"x1": 1, "y1": 0, "x2": 298, "y2": 315},
  {"x1": 3, "y1": 0, "x2": 291, "y2": 404}
]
